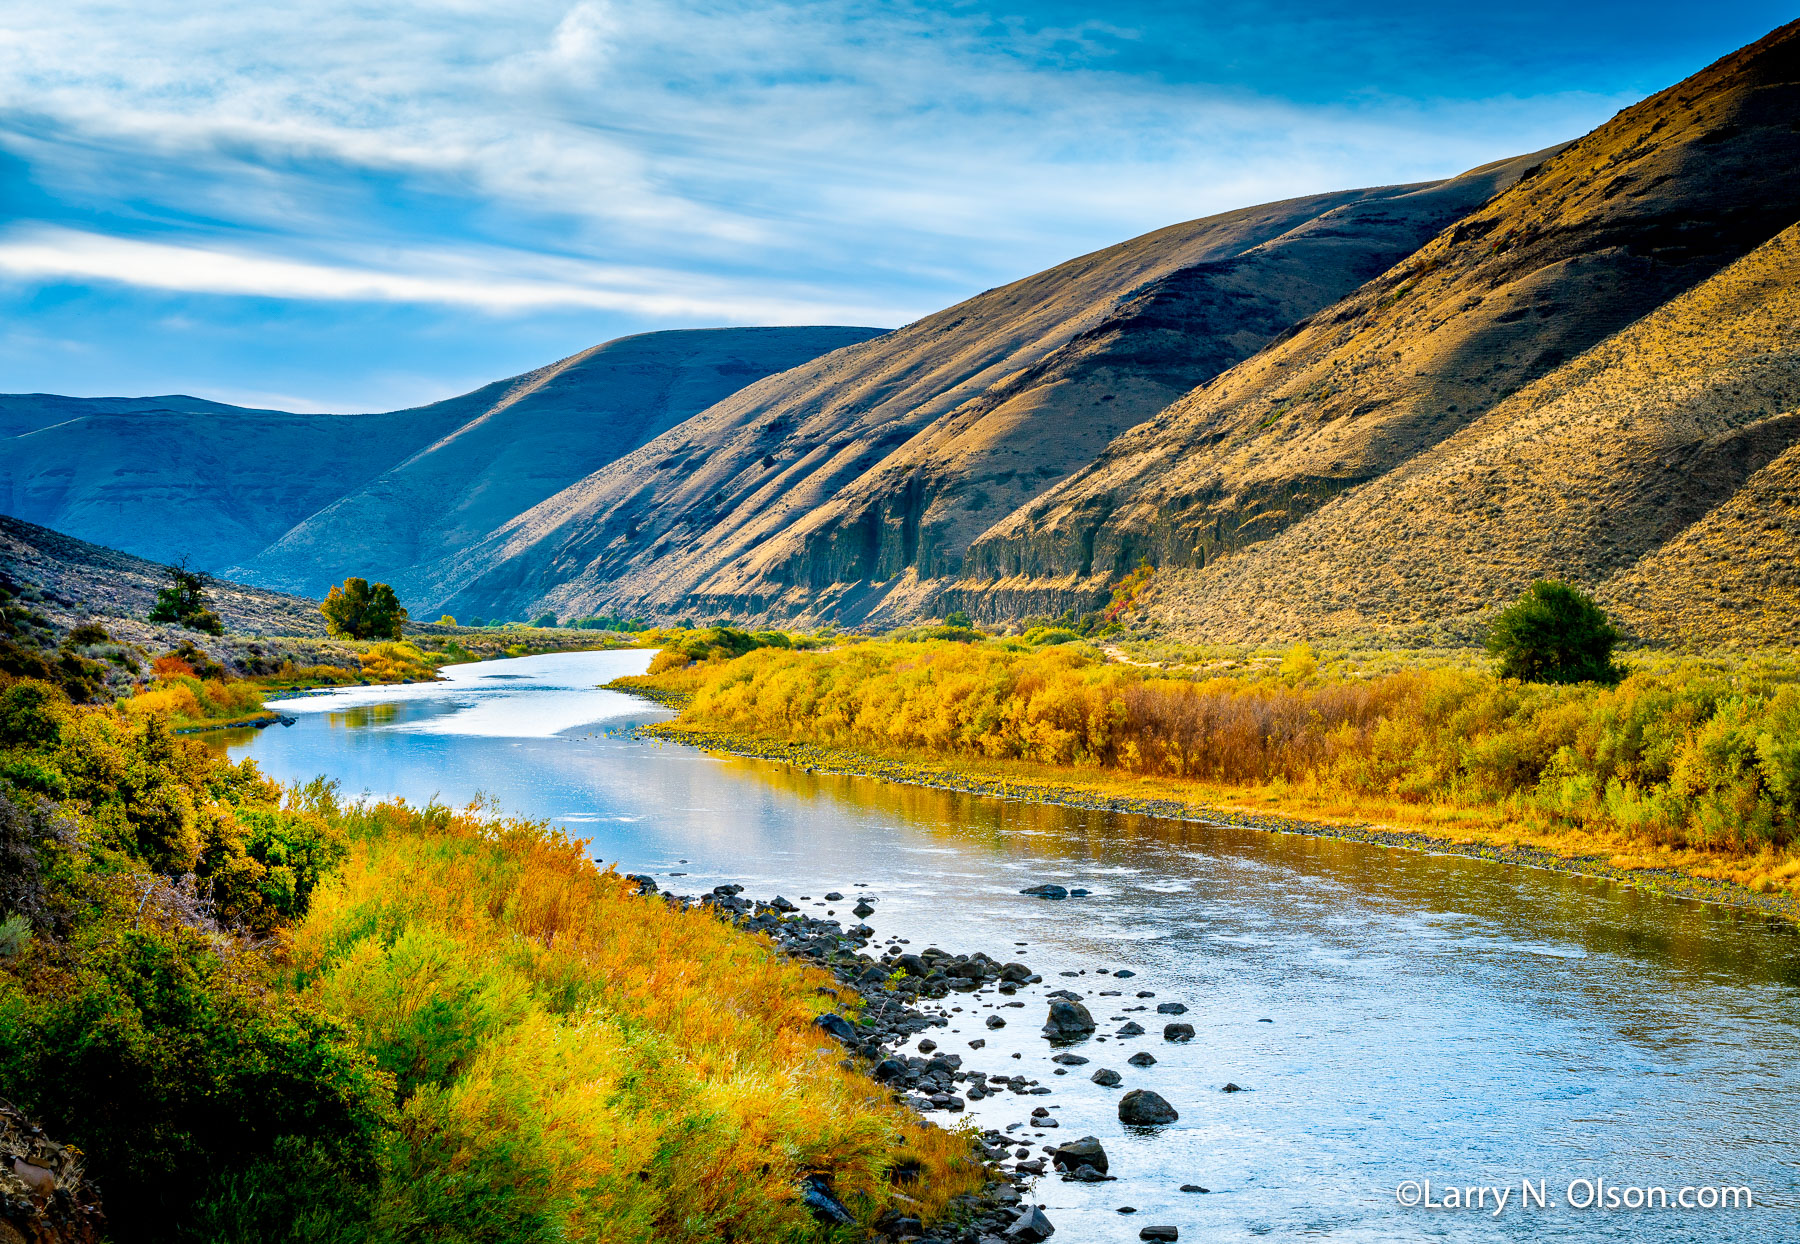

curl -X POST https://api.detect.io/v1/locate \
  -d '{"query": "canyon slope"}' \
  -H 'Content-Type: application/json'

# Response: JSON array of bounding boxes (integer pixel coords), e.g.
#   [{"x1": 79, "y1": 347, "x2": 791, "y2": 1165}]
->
[
  {"x1": 964, "y1": 20, "x2": 1800, "y2": 636},
  {"x1": 0, "y1": 327, "x2": 878, "y2": 583},
  {"x1": 422, "y1": 152, "x2": 1551, "y2": 622}
]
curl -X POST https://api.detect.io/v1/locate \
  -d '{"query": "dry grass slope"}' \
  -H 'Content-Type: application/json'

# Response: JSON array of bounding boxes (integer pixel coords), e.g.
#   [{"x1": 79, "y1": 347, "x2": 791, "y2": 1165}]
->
[
  {"x1": 966, "y1": 21, "x2": 1800, "y2": 610},
  {"x1": 1149, "y1": 223, "x2": 1800, "y2": 643},
  {"x1": 424, "y1": 163, "x2": 1542, "y2": 626}
]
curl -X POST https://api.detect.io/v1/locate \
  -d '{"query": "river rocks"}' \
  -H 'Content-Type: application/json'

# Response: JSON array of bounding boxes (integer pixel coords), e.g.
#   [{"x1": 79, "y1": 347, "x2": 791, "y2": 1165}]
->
[
  {"x1": 1050, "y1": 1053, "x2": 1088, "y2": 1065},
  {"x1": 1043, "y1": 1000, "x2": 1096, "y2": 1039},
  {"x1": 800, "y1": 1175, "x2": 855, "y2": 1225},
  {"x1": 1091, "y1": 1068, "x2": 1122, "y2": 1086},
  {"x1": 1180, "y1": 1184, "x2": 1208, "y2": 1193},
  {"x1": 1116, "y1": 1021, "x2": 1146, "y2": 1037},
  {"x1": 712, "y1": 883, "x2": 745, "y2": 896},
  {"x1": 1000, "y1": 961, "x2": 1033, "y2": 982},
  {"x1": 853, "y1": 900, "x2": 875, "y2": 918},
  {"x1": 1164, "y1": 1023, "x2": 1194, "y2": 1042},
  {"x1": 1127, "y1": 1051, "x2": 1157, "y2": 1067},
  {"x1": 626, "y1": 873, "x2": 658, "y2": 893},
  {"x1": 1139, "y1": 1227, "x2": 1179, "y2": 1242},
  {"x1": 987, "y1": 1014, "x2": 1006, "y2": 1029},
  {"x1": 1119, "y1": 1089, "x2": 1179, "y2": 1126},
  {"x1": 1221, "y1": 1082, "x2": 1248, "y2": 1092},
  {"x1": 1006, "y1": 1205, "x2": 1056, "y2": 1241},
  {"x1": 1048, "y1": 1136, "x2": 1109, "y2": 1174},
  {"x1": 872, "y1": 1057, "x2": 908, "y2": 1082},
  {"x1": 770, "y1": 895, "x2": 798, "y2": 912},
  {"x1": 813, "y1": 1013, "x2": 857, "y2": 1044},
  {"x1": 1019, "y1": 884, "x2": 1068, "y2": 899},
  {"x1": 1155, "y1": 1002, "x2": 1188, "y2": 1015},
  {"x1": 1113, "y1": 969, "x2": 1135, "y2": 978},
  {"x1": 824, "y1": 892, "x2": 843, "y2": 901}
]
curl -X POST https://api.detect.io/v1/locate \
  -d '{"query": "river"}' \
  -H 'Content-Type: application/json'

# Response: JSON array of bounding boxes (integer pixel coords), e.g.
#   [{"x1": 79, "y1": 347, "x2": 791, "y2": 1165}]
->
[{"x1": 218, "y1": 649, "x2": 1800, "y2": 1242}]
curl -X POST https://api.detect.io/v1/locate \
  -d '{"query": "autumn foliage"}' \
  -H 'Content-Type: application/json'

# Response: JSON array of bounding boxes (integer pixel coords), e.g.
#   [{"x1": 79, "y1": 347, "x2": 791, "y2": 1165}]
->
[{"x1": 649, "y1": 639, "x2": 1800, "y2": 856}]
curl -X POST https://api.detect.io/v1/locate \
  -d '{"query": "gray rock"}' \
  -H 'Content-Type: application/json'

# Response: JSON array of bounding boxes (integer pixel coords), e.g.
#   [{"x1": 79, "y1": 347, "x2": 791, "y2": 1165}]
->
[
  {"x1": 853, "y1": 900, "x2": 875, "y2": 918},
  {"x1": 1118, "y1": 1089, "x2": 1179, "y2": 1126},
  {"x1": 999, "y1": 962, "x2": 1034, "y2": 982},
  {"x1": 1050, "y1": 1053, "x2": 1089, "y2": 1065},
  {"x1": 1155, "y1": 1002, "x2": 1188, "y2": 1015},
  {"x1": 1163, "y1": 1023, "x2": 1195, "y2": 1042},
  {"x1": 1048, "y1": 1135, "x2": 1109, "y2": 1174},
  {"x1": 1139, "y1": 1227, "x2": 1179, "y2": 1242},
  {"x1": 1006, "y1": 1204, "x2": 1056, "y2": 1241},
  {"x1": 1116, "y1": 1022, "x2": 1146, "y2": 1037},
  {"x1": 824, "y1": 892, "x2": 843, "y2": 901},
  {"x1": 800, "y1": 1175, "x2": 854, "y2": 1225},
  {"x1": 1179, "y1": 1184, "x2": 1208, "y2": 1193},
  {"x1": 812, "y1": 1013, "x2": 857, "y2": 1044},
  {"x1": 1066, "y1": 1163, "x2": 1112, "y2": 1182},
  {"x1": 1042, "y1": 999, "x2": 1096, "y2": 1040},
  {"x1": 1019, "y1": 884, "x2": 1069, "y2": 899},
  {"x1": 987, "y1": 1014, "x2": 1007, "y2": 1029},
  {"x1": 1112, "y1": 970, "x2": 1135, "y2": 978},
  {"x1": 1221, "y1": 1082, "x2": 1248, "y2": 1092},
  {"x1": 1127, "y1": 1052, "x2": 1157, "y2": 1067},
  {"x1": 770, "y1": 895, "x2": 798, "y2": 912},
  {"x1": 1091, "y1": 1068, "x2": 1122, "y2": 1087}
]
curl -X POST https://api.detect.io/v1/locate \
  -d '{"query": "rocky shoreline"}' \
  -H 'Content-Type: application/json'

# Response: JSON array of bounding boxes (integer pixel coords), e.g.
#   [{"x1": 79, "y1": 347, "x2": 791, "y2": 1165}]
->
[
  {"x1": 632, "y1": 875, "x2": 1190, "y2": 1244},
  {"x1": 629, "y1": 720, "x2": 1800, "y2": 926}
]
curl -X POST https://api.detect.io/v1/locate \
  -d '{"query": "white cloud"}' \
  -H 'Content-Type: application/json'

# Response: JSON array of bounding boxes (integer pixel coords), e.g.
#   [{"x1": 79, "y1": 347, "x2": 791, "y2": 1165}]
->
[
  {"x1": 0, "y1": 225, "x2": 912, "y2": 322},
  {"x1": 0, "y1": 1, "x2": 1633, "y2": 320}
]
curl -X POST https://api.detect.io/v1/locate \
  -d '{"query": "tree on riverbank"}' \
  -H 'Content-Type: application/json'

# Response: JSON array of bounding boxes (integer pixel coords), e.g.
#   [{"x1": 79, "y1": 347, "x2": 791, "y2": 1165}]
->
[
  {"x1": 320, "y1": 577, "x2": 407, "y2": 640},
  {"x1": 1486, "y1": 580, "x2": 1623, "y2": 685}
]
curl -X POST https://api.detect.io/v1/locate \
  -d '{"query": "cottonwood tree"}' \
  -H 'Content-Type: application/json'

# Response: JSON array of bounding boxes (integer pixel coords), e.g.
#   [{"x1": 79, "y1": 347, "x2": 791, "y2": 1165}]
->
[
  {"x1": 320, "y1": 578, "x2": 408, "y2": 640},
  {"x1": 1486, "y1": 581, "x2": 1624, "y2": 685}
]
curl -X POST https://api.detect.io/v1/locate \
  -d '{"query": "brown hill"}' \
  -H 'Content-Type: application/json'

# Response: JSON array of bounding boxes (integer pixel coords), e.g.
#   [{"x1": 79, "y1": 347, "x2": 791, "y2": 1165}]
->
[
  {"x1": 1145, "y1": 222, "x2": 1800, "y2": 644},
  {"x1": 420, "y1": 158, "x2": 1547, "y2": 622},
  {"x1": 964, "y1": 20, "x2": 1800, "y2": 619}
]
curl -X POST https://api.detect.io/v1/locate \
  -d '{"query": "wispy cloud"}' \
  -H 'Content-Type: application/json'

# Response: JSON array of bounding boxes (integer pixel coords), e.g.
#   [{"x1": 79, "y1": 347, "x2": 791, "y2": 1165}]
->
[
  {"x1": 0, "y1": 0, "x2": 1778, "y2": 405},
  {"x1": 0, "y1": 226, "x2": 912, "y2": 323}
]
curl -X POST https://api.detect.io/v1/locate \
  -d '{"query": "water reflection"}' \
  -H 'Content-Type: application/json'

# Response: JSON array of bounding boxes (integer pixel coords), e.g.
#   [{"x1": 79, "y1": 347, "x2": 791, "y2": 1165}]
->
[{"x1": 225, "y1": 650, "x2": 1800, "y2": 1242}]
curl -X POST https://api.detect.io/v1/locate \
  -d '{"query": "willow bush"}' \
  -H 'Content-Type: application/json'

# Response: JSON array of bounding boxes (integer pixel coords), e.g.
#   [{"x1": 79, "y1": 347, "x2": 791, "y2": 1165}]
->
[{"x1": 657, "y1": 641, "x2": 1800, "y2": 854}]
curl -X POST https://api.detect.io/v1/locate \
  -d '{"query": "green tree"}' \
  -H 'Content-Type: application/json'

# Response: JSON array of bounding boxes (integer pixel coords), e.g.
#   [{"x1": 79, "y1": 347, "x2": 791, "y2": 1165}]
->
[
  {"x1": 320, "y1": 578, "x2": 407, "y2": 640},
  {"x1": 147, "y1": 563, "x2": 224, "y2": 635},
  {"x1": 530, "y1": 612, "x2": 558, "y2": 628},
  {"x1": 1486, "y1": 581, "x2": 1624, "y2": 685}
]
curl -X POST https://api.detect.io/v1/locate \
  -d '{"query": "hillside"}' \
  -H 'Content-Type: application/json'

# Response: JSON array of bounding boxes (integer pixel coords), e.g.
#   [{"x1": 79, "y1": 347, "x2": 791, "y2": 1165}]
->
[
  {"x1": 1146, "y1": 222, "x2": 1800, "y2": 644},
  {"x1": 0, "y1": 327, "x2": 877, "y2": 581},
  {"x1": 0, "y1": 512, "x2": 327, "y2": 639},
  {"x1": 963, "y1": 21, "x2": 1800, "y2": 620},
  {"x1": 226, "y1": 327, "x2": 882, "y2": 601},
  {"x1": 415, "y1": 156, "x2": 1548, "y2": 623}
]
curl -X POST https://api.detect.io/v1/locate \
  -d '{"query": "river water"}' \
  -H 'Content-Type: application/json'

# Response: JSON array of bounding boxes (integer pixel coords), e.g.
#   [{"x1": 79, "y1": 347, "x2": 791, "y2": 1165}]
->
[{"x1": 220, "y1": 650, "x2": 1800, "y2": 1242}]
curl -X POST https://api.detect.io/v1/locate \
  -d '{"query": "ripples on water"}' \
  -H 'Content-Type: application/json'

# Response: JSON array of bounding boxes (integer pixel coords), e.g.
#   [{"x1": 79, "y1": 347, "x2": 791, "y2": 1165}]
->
[{"x1": 223, "y1": 651, "x2": 1800, "y2": 1242}]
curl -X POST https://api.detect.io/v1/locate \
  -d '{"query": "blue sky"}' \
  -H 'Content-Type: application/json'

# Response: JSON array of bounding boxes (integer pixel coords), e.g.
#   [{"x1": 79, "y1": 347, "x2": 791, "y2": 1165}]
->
[{"x1": 0, "y1": 1, "x2": 1789, "y2": 411}]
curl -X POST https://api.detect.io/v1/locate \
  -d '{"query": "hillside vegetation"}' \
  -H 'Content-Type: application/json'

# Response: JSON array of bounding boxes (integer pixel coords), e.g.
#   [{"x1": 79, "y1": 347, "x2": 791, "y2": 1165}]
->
[
  {"x1": 1148, "y1": 221, "x2": 1800, "y2": 643},
  {"x1": 0, "y1": 681, "x2": 981, "y2": 1242},
  {"x1": 622, "y1": 639, "x2": 1800, "y2": 897}
]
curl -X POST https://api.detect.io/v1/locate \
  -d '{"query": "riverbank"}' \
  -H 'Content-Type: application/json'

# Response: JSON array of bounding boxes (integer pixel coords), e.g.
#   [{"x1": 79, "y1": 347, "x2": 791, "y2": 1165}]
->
[
  {"x1": 0, "y1": 676, "x2": 1024, "y2": 1244},
  {"x1": 630, "y1": 718, "x2": 1800, "y2": 925}
]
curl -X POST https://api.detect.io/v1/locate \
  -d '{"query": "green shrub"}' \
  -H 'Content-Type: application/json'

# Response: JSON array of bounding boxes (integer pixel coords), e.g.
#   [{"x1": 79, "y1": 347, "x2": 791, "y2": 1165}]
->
[{"x1": 1486, "y1": 581, "x2": 1624, "y2": 685}]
